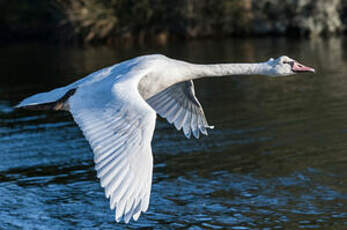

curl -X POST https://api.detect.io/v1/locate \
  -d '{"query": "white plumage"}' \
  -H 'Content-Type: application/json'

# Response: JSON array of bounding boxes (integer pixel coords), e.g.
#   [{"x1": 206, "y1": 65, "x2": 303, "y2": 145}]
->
[{"x1": 16, "y1": 54, "x2": 314, "y2": 223}]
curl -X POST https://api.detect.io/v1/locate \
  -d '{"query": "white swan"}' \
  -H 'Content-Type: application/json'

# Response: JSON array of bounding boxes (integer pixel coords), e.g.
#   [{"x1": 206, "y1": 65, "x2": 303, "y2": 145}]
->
[{"x1": 16, "y1": 54, "x2": 315, "y2": 223}]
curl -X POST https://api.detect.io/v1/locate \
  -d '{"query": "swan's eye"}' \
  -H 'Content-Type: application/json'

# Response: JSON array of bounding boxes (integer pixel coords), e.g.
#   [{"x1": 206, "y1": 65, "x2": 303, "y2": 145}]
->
[{"x1": 282, "y1": 61, "x2": 294, "y2": 66}]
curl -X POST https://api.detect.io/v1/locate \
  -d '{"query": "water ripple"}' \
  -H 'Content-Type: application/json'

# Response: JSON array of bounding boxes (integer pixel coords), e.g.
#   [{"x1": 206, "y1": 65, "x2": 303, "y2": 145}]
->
[{"x1": 1, "y1": 38, "x2": 347, "y2": 229}]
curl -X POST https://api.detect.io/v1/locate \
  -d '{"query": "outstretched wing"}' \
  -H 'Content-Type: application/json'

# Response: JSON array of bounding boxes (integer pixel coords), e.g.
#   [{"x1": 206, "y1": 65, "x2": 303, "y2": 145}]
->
[
  {"x1": 16, "y1": 65, "x2": 117, "y2": 108},
  {"x1": 146, "y1": 80, "x2": 213, "y2": 139},
  {"x1": 69, "y1": 79, "x2": 156, "y2": 223}
]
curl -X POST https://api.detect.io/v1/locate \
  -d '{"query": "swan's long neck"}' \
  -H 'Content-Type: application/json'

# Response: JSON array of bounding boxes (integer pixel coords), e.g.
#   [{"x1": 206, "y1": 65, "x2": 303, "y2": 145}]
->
[
  {"x1": 139, "y1": 58, "x2": 271, "y2": 100},
  {"x1": 187, "y1": 62, "x2": 270, "y2": 79}
]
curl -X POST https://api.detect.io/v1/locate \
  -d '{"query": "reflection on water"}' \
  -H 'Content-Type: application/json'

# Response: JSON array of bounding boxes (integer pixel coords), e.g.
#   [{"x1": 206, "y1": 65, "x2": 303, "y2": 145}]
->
[{"x1": 0, "y1": 37, "x2": 347, "y2": 229}]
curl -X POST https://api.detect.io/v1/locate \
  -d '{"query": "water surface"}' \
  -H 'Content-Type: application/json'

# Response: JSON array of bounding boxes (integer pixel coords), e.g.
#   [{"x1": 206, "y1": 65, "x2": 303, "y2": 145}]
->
[{"x1": 0, "y1": 38, "x2": 347, "y2": 229}]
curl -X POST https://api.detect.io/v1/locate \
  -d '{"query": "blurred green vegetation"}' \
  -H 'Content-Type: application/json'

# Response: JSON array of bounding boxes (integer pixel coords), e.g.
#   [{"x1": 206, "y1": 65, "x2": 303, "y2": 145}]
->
[{"x1": 0, "y1": 0, "x2": 345, "y2": 44}]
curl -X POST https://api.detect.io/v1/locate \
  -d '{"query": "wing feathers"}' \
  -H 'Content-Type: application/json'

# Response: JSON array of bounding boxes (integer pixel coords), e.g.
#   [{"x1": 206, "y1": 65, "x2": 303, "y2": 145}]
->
[
  {"x1": 198, "y1": 115, "x2": 208, "y2": 135},
  {"x1": 174, "y1": 99, "x2": 188, "y2": 130},
  {"x1": 191, "y1": 111, "x2": 199, "y2": 139},
  {"x1": 146, "y1": 80, "x2": 213, "y2": 139},
  {"x1": 69, "y1": 79, "x2": 156, "y2": 223},
  {"x1": 182, "y1": 109, "x2": 192, "y2": 138},
  {"x1": 131, "y1": 199, "x2": 142, "y2": 221}
]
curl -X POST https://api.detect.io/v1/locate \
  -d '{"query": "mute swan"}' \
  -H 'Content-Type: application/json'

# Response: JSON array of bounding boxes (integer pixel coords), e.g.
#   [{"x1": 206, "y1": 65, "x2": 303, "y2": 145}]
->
[{"x1": 16, "y1": 54, "x2": 315, "y2": 223}]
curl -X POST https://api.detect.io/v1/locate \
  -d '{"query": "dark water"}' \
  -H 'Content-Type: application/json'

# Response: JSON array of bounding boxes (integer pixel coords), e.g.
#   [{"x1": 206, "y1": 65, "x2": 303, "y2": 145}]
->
[{"x1": 0, "y1": 38, "x2": 347, "y2": 229}]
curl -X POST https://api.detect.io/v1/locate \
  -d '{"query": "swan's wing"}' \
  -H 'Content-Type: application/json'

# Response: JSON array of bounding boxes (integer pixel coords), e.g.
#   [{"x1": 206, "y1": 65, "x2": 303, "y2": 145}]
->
[
  {"x1": 146, "y1": 80, "x2": 213, "y2": 139},
  {"x1": 69, "y1": 82, "x2": 156, "y2": 223},
  {"x1": 16, "y1": 65, "x2": 116, "y2": 108}
]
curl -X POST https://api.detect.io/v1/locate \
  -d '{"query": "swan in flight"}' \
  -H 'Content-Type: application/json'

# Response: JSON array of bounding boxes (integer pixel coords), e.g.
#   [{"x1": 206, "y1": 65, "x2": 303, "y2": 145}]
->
[{"x1": 16, "y1": 54, "x2": 315, "y2": 223}]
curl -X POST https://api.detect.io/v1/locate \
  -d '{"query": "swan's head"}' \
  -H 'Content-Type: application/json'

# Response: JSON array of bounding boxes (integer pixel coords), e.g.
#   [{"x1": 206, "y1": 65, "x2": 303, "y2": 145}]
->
[{"x1": 266, "y1": 56, "x2": 315, "y2": 77}]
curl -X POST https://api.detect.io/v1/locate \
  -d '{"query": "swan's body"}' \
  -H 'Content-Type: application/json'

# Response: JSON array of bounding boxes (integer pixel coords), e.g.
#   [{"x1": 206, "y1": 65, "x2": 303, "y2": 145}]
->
[{"x1": 16, "y1": 54, "x2": 314, "y2": 223}]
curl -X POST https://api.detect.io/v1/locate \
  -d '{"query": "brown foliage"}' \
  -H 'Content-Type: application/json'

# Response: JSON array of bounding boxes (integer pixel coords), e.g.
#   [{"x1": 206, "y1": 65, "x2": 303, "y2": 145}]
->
[{"x1": 0, "y1": 0, "x2": 346, "y2": 43}]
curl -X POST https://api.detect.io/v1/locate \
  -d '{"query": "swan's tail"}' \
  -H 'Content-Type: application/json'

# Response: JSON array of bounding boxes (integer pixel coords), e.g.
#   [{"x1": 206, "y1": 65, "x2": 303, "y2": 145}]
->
[{"x1": 15, "y1": 88, "x2": 76, "y2": 111}]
